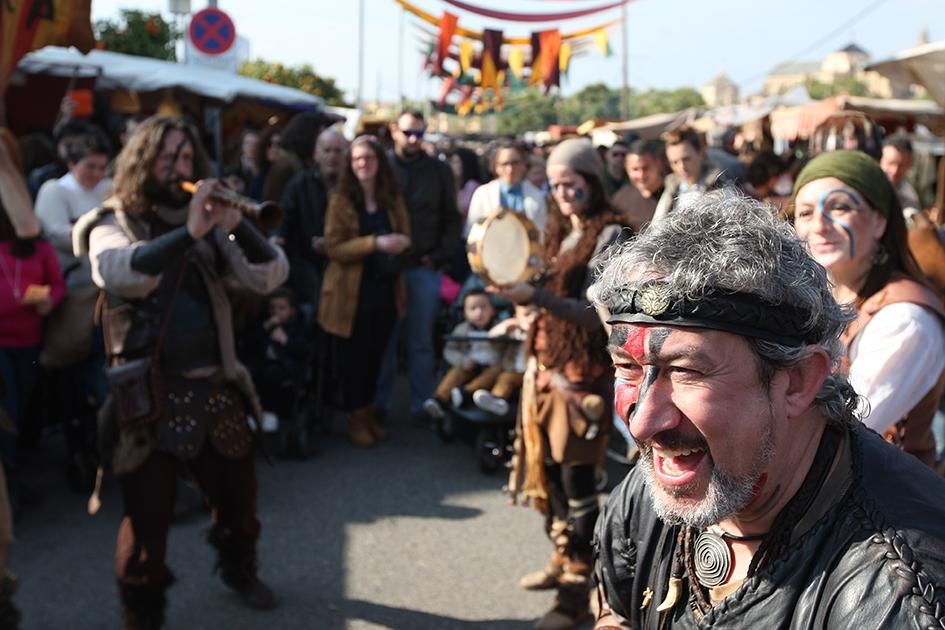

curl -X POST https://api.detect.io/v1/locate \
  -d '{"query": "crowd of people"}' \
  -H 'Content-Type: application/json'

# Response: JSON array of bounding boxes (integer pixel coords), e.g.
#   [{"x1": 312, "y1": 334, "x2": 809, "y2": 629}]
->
[{"x1": 0, "y1": 102, "x2": 943, "y2": 630}]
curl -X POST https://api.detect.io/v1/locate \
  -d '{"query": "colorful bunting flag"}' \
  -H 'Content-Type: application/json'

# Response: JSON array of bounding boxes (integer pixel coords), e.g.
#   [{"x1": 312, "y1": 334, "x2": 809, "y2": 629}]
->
[
  {"x1": 508, "y1": 47, "x2": 525, "y2": 79},
  {"x1": 539, "y1": 29, "x2": 562, "y2": 90},
  {"x1": 480, "y1": 28, "x2": 502, "y2": 91},
  {"x1": 436, "y1": 11, "x2": 458, "y2": 74}
]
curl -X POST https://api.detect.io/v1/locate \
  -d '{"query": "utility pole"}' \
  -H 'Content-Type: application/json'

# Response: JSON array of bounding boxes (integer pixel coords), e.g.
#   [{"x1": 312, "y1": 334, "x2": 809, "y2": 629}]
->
[
  {"x1": 357, "y1": 0, "x2": 365, "y2": 111},
  {"x1": 397, "y1": 7, "x2": 405, "y2": 113},
  {"x1": 620, "y1": 0, "x2": 629, "y2": 120}
]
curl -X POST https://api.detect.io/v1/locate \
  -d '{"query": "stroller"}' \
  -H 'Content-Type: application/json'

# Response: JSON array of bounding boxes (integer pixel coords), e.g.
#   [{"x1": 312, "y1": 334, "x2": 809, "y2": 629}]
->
[{"x1": 433, "y1": 333, "x2": 522, "y2": 474}]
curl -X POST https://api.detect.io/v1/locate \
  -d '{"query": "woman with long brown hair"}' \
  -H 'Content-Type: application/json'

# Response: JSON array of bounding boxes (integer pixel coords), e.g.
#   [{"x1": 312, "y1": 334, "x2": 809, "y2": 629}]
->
[
  {"x1": 318, "y1": 135, "x2": 411, "y2": 447},
  {"x1": 792, "y1": 150, "x2": 945, "y2": 468},
  {"x1": 494, "y1": 139, "x2": 630, "y2": 630}
]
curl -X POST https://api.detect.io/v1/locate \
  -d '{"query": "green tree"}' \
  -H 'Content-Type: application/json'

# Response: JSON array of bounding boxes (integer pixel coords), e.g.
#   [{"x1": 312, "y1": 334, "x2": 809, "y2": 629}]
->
[
  {"x1": 805, "y1": 76, "x2": 870, "y2": 100},
  {"x1": 495, "y1": 89, "x2": 561, "y2": 135},
  {"x1": 238, "y1": 59, "x2": 350, "y2": 106},
  {"x1": 558, "y1": 83, "x2": 622, "y2": 125},
  {"x1": 95, "y1": 10, "x2": 179, "y2": 61},
  {"x1": 628, "y1": 87, "x2": 704, "y2": 118}
]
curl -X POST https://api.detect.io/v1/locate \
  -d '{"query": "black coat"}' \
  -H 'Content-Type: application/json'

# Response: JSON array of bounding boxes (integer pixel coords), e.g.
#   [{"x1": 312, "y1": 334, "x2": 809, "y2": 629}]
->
[
  {"x1": 387, "y1": 151, "x2": 462, "y2": 270},
  {"x1": 278, "y1": 168, "x2": 330, "y2": 305},
  {"x1": 595, "y1": 422, "x2": 945, "y2": 629}
]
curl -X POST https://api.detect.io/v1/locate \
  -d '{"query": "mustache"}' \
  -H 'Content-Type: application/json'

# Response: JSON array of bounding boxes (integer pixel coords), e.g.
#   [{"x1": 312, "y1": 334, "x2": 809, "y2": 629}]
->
[{"x1": 638, "y1": 430, "x2": 708, "y2": 453}]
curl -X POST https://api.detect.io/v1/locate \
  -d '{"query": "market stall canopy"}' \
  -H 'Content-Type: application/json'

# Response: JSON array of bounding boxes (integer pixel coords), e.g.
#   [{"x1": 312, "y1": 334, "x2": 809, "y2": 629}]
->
[
  {"x1": 866, "y1": 41, "x2": 945, "y2": 108},
  {"x1": 17, "y1": 46, "x2": 324, "y2": 111},
  {"x1": 770, "y1": 95, "x2": 945, "y2": 142},
  {"x1": 694, "y1": 85, "x2": 813, "y2": 132},
  {"x1": 605, "y1": 108, "x2": 700, "y2": 140}
]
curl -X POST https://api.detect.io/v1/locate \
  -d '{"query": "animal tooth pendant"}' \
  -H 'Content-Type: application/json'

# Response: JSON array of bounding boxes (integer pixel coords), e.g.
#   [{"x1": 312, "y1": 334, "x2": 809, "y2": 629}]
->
[{"x1": 656, "y1": 577, "x2": 682, "y2": 612}]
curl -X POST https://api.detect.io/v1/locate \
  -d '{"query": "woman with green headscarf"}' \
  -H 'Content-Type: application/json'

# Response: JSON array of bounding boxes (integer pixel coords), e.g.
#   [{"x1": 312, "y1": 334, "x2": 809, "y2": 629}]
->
[{"x1": 791, "y1": 150, "x2": 945, "y2": 468}]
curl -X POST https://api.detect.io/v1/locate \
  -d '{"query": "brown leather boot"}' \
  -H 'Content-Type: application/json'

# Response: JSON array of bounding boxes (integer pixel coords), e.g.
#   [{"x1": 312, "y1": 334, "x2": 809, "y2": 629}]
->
[
  {"x1": 519, "y1": 549, "x2": 565, "y2": 590},
  {"x1": 119, "y1": 583, "x2": 167, "y2": 630},
  {"x1": 520, "y1": 519, "x2": 569, "y2": 590},
  {"x1": 364, "y1": 405, "x2": 390, "y2": 441},
  {"x1": 534, "y1": 557, "x2": 592, "y2": 630},
  {"x1": 349, "y1": 406, "x2": 376, "y2": 448}
]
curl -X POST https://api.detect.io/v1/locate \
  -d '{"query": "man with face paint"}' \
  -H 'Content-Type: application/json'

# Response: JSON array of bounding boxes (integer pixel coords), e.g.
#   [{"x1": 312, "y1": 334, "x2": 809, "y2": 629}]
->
[
  {"x1": 76, "y1": 117, "x2": 288, "y2": 628},
  {"x1": 591, "y1": 191, "x2": 945, "y2": 629}
]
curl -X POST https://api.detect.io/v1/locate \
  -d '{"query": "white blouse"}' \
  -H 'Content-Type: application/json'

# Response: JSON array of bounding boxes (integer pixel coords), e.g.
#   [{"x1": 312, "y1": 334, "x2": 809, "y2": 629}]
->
[{"x1": 848, "y1": 301, "x2": 945, "y2": 434}]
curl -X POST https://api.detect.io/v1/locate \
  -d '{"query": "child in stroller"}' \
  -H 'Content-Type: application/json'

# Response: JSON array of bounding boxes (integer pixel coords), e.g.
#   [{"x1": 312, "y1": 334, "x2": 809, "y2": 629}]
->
[
  {"x1": 247, "y1": 288, "x2": 310, "y2": 434},
  {"x1": 423, "y1": 289, "x2": 508, "y2": 419}
]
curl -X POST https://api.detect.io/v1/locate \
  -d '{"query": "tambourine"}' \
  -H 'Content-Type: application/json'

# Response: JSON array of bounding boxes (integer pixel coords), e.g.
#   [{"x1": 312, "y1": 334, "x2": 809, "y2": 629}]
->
[{"x1": 466, "y1": 208, "x2": 543, "y2": 286}]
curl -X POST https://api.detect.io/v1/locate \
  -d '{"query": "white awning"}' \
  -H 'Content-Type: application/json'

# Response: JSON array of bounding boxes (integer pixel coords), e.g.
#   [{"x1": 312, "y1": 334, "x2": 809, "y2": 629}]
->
[
  {"x1": 17, "y1": 46, "x2": 324, "y2": 110},
  {"x1": 866, "y1": 41, "x2": 945, "y2": 107}
]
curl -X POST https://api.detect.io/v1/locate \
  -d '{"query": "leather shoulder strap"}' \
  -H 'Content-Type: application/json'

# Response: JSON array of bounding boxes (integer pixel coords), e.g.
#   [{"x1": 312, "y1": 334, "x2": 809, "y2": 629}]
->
[{"x1": 842, "y1": 277, "x2": 945, "y2": 348}]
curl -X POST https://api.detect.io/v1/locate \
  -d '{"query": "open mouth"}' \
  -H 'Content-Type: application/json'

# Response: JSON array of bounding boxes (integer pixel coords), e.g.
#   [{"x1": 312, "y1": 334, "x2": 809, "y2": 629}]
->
[{"x1": 653, "y1": 445, "x2": 708, "y2": 486}]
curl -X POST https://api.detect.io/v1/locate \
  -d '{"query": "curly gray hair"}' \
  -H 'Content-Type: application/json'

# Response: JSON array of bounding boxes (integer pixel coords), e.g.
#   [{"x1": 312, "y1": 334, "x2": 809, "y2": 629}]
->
[{"x1": 592, "y1": 189, "x2": 859, "y2": 426}]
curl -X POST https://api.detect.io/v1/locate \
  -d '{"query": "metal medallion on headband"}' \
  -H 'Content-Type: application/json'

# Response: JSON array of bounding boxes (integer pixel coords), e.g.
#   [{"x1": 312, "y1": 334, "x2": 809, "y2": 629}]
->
[{"x1": 637, "y1": 283, "x2": 672, "y2": 317}]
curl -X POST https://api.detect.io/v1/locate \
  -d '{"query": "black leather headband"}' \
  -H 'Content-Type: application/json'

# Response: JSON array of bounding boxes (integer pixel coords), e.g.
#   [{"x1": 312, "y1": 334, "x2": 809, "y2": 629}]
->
[{"x1": 606, "y1": 282, "x2": 818, "y2": 346}]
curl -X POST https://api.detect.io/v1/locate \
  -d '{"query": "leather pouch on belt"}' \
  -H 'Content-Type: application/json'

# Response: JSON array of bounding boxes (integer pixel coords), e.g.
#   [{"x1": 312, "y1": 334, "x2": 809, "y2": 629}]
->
[
  {"x1": 106, "y1": 357, "x2": 162, "y2": 430},
  {"x1": 207, "y1": 384, "x2": 253, "y2": 460},
  {"x1": 157, "y1": 377, "x2": 211, "y2": 460}
]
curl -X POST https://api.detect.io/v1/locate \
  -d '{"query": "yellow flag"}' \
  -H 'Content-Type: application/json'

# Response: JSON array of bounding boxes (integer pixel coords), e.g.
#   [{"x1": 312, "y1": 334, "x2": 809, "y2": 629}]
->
[
  {"x1": 459, "y1": 39, "x2": 475, "y2": 75},
  {"x1": 595, "y1": 29, "x2": 609, "y2": 56},
  {"x1": 559, "y1": 42, "x2": 572, "y2": 73},
  {"x1": 508, "y1": 47, "x2": 525, "y2": 79}
]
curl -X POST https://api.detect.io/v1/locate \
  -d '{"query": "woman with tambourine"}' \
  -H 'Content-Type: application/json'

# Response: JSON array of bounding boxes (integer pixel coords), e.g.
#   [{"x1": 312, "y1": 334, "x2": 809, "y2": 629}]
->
[{"x1": 491, "y1": 138, "x2": 630, "y2": 630}]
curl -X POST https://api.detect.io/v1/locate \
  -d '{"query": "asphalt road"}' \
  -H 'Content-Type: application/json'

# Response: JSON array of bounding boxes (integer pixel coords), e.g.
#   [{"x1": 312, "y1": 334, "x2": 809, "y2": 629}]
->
[{"x1": 11, "y1": 380, "x2": 600, "y2": 630}]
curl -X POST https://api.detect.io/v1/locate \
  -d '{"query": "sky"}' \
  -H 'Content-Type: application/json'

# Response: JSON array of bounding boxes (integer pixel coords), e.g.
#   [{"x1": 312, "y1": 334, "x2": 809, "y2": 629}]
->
[{"x1": 90, "y1": 0, "x2": 945, "y2": 104}]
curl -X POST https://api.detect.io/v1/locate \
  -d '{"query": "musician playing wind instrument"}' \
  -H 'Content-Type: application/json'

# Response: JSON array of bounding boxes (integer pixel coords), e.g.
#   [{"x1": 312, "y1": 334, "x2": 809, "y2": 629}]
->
[{"x1": 75, "y1": 116, "x2": 287, "y2": 629}]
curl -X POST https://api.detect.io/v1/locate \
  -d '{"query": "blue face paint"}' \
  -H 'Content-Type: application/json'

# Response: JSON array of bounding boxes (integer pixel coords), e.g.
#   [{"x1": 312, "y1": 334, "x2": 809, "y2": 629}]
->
[
  {"x1": 573, "y1": 187, "x2": 586, "y2": 202},
  {"x1": 816, "y1": 188, "x2": 867, "y2": 260}
]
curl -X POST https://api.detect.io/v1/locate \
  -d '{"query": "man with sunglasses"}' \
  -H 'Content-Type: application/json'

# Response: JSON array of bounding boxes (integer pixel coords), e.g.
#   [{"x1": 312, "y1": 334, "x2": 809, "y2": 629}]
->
[{"x1": 376, "y1": 111, "x2": 462, "y2": 421}]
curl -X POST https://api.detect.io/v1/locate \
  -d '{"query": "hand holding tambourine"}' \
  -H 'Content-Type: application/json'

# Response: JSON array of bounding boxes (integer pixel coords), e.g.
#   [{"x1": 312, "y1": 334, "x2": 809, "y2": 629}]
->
[{"x1": 466, "y1": 208, "x2": 543, "y2": 287}]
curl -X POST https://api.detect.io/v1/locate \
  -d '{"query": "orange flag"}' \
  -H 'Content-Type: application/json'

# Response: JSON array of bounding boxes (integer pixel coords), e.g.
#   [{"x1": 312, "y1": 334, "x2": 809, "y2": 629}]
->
[
  {"x1": 539, "y1": 29, "x2": 561, "y2": 90},
  {"x1": 436, "y1": 11, "x2": 458, "y2": 75}
]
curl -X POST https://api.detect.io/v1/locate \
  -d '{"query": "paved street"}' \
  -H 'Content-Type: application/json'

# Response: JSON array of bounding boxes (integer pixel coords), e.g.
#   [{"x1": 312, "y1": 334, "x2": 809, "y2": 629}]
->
[{"x1": 11, "y1": 381, "x2": 599, "y2": 630}]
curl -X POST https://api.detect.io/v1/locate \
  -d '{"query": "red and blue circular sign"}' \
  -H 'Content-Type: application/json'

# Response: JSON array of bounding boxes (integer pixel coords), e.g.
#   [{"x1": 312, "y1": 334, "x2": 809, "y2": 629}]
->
[{"x1": 188, "y1": 7, "x2": 236, "y2": 55}]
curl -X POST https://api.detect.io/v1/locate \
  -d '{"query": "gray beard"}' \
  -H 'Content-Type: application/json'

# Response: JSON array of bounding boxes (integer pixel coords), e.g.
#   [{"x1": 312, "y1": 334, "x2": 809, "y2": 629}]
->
[{"x1": 638, "y1": 421, "x2": 776, "y2": 529}]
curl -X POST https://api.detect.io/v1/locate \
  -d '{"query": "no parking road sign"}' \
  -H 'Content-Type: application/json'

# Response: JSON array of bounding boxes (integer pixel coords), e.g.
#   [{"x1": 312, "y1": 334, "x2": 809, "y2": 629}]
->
[{"x1": 188, "y1": 7, "x2": 236, "y2": 55}]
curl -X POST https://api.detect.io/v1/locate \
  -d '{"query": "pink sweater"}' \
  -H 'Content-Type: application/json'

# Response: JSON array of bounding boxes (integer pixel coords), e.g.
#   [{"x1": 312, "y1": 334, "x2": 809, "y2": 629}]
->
[{"x1": 0, "y1": 240, "x2": 66, "y2": 348}]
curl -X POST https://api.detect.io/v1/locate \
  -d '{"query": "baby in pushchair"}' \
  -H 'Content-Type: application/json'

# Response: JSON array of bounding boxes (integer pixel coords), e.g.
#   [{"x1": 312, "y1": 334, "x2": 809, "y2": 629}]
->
[{"x1": 423, "y1": 289, "x2": 535, "y2": 419}]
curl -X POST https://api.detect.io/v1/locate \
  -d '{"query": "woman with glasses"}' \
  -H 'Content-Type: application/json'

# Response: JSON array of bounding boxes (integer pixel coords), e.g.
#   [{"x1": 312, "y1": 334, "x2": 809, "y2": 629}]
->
[
  {"x1": 465, "y1": 140, "x2": 547, "y2": 237},
  {"x1": 318, "y1": 136, "x2": 411, "y2": 447},
  {"x1": 791, "y1": 150, "x2": 945, "y2": 468},
  {"x1": 492, "y1": 139, "x2": 630, "y2": 630}
]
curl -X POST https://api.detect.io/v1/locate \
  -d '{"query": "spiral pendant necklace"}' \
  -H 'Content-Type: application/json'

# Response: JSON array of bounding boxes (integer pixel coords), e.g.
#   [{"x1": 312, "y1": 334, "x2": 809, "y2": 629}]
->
[{"x1": 694, "y1": 528, "x2": 767, "y2": 588}]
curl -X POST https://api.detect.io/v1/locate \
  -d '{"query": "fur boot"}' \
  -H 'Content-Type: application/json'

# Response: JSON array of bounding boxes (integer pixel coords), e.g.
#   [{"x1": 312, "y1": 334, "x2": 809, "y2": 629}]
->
[{"x1": 208, "y1": 529, "x2": 275, "y2": 610}]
